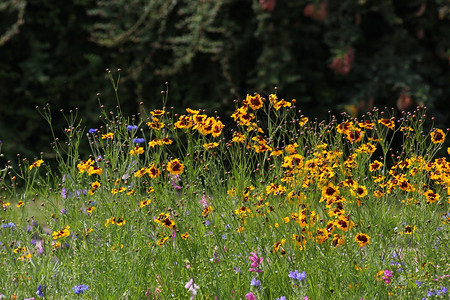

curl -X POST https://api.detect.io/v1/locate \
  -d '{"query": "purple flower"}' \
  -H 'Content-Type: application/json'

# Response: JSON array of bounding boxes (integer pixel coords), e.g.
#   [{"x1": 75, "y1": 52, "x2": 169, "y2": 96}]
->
[
  {"x1": 276, "y1": 297, "x2": 286, "y2": 300},
  {"x1": 289, "y1": 270, "x2": 306, "y2": 281},
  {"x1": 133, "y1": 138, "x2": 145, "y2": 144},
  {"x1": 248, "y1": 252, "x2": 263, "y2": 273},
  {"x1": 36, "y1": 284, "x2": 44, "y2": 297},
  {"x1": 2, "y1": 222, "x2": 16, "y2": 228},
  {"x1": 72, "y1": 284, "x2": 89, "y2": 294},
  {"x1": 127, "y1": 125, "x2": 138, "y2": 131},
  {"x1": 88, "y1": 128, "x2": 98, "y2": 134},
  {"x1": 61, "y1": 188, "x2": 67, "y2": 199},
  {"x1": 250, "y1": 278, "x2": 261, "y2": 287},
  {"x1": 245, "y1": 292, "x2": 257, "y2": 300}
]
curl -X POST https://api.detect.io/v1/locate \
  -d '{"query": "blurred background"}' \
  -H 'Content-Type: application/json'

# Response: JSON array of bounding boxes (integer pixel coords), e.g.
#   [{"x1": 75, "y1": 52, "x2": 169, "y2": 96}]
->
[{"x1": 1, "y1": 0, "x2": 449, "y2": 164}]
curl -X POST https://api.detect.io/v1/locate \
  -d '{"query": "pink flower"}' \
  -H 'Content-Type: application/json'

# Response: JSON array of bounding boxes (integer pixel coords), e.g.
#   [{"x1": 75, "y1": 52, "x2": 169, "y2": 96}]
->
[
  {"x1": 245, "y1": 292, "x2": 257, "y2": 300},
  {"x1": 329, "y1": 47, "x2": 355, "y2": 75},
  {"x1": 248, "y1": 252, "x2": 264, "y2": 273},
  {"x1": 382, "y1": 269, "x2": 393, "y2": 284}
]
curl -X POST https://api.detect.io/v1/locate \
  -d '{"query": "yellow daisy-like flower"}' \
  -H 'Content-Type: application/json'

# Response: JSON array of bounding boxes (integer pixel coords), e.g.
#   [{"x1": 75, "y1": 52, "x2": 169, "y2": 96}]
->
[
  {"x1": 378, "y1": 118, "x2": 395, "y2": 130},
  {"x1": 129, "y1": 146, "x2": 144, "y2": 155},
  {"x1": 16, "y1": 201, "x2": 24, "y2": 208},
  {"x1": 181, "y1": 232, "x2": 190, "y2": 239},
  {"x1": 430, "y1": 128, "x2": 445, "y2": 144},
  {"x1": 369, "y1": 160, "x2": 383, "y2": 172},
  {"x1": 101, "y1": 132, "x2": 114, "y2": 139},
  {"x1": 246, "y1": 93, "x2": 263, "y2": 110},
  {"x1": 354, "y1": 233, "x2": 370, "y2": 247},
  {"x1": 150, "y1": 109, "x2": 165, "y2": 116},
  {"x1": 52, "y1": 225, "x2": 71, "y2": 240},
  {"x1": 29, "y1": 159, "x2": 44, "y2": 170},
  {"x1": 140, "y1": 199, "x2": 151, "y2": 208},
  {"x1": 167, "y1": 158, "x2": 184, "y2": 175},
  {"x1": 299, "y1": 117, "x2": 309, "y2": 127},
  {"x1": 203, "y1": 142, "x2": 219, "y2": 150}
]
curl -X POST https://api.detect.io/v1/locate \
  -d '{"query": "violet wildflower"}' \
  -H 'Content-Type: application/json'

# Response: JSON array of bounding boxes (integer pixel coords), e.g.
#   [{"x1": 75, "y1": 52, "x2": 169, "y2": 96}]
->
[
  {"x1": 133, "y1": 138, "x2": 145, "y2": 144},
  {"x1": 127, "y1": 125, "x2": 138, "y2": 131},
  {"x1": 184, "y1": 278, "x2": 200, "y2": 299},
  {"x1": 248, "y1": 252, "x2": 263, "y2": 273},
  {"x1": 72, "y1": 284, "x2": 89, "y2": 294},
  {"x1": 169, "y1": 174, "x2": 182, "y2": 189},
  {"x1": 36, "y1": 284, "x2": 44, "y2": 298},
  {"x1": 289, "y1": 270, "x2": 306, "y2": 281},
  {"x1": 2, "y1": 222, "x2": 16, "y2": 228},
  {"x1": 383, "y1": 270, "x2": 393, "y2": 284},
  {"x1": 245, "y1": 292, "x2": 257, "y2": 300},
  {"x1": 88, "y1": 128, "x2": 97, "y2": 134},
  {"x1": 61, "y1": 188, "x2": 67, "y2": 199},
  {"x1": 250, "y1": 278, "x2": 261, "y2": 287},
  {"x1": 276, "y1": 297, "x2": 286, "y2": 300}
]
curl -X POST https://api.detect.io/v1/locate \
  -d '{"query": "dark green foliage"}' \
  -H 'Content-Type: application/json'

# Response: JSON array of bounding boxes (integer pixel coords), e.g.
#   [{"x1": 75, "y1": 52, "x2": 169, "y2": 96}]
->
[{"x1": 0, "y1": 0, "x2": 449, "y2": 164}]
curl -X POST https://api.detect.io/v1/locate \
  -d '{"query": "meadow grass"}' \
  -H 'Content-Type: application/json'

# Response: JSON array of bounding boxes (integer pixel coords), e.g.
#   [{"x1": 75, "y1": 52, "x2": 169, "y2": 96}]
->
[{"x1": 0, "y1": 76, "x2": 449, "y2": 299}]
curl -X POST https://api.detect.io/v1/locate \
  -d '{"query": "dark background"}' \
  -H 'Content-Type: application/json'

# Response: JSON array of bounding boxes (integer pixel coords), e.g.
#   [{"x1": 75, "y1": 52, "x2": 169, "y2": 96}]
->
[{"x1": 1, "y1": 0, "x2": 449, "y2": 164}]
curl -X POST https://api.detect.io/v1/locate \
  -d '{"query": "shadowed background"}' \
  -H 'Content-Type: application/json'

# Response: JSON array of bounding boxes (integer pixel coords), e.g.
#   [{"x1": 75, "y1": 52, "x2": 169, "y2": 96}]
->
[{"x1": 0, "y1": 0, "x2": 449, "y2": 164}]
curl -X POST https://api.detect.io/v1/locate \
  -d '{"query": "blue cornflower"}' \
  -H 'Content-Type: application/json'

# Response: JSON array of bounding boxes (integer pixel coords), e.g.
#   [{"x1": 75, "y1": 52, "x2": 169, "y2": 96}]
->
[
  {"x1": 127, "y1": 125, "x2": 138, "y2": 131},
  {"x1": 289, "y1": 270, "x2": 306, "y2": 281},
  {"x1": 276, "y1": 297, "x2": 286, "y2": 300},
  {"x1": 72, "y1": 284, "x2": 89, "y2": 295},
  {"x1": 133, "y1": 138, "x2": 145, "y2": 144},
  {"x1": 436, "y1": 287, "x2": 447, "y2": 295},
  {"x1": 88, "y1": 128, "x2": 98, "y2": 134},
  {"x1": 36, "y1": 284, "x2": 44, "y2": 297},
  {"x1": 2, "y1": 222, "x2": 16, "y2": 228},
  {"x1": 250, "y1": 277, "x2": 261, "y2": 287}
]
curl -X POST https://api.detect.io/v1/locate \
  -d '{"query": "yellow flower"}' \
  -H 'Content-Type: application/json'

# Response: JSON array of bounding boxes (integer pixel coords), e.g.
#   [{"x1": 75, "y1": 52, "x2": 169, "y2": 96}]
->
[
  {"x1": 29, "y1": 159, "x2": 44, "y2": 170},
  {"x1": 430, "y1": 128, "x2": 445, "y2": 144},
  {"x1": 87, "y1": 166, "x2": 103, "y2": 176},
  {"x1": 354, "y1": 233, "x2": 370, "y2": 247},
  {"x1": 140, "y1": 199, "x2": 151, "y2": 208},
  {"x1": 129, "y1": 146, "x2": 144, "y2": 155},
  {"x1": 246, "y1": 93, "x2": 263, "y2": 110},
  {"x1": 77, "y1": 158, "x2": 94, "y2": 173},
  {"x1": 378, "y1": 118, "x2": 395, "y2": 130},
  {"x1": 151, "y1": 109, "x2": 165, "y2": 116},
  {"x1": 101, "y1": 132, "x2": 114, "y2": 139},
  {"x1": 181, "y1": 232, "x2": 190, "y2": 239},
  {"x1": 16, "y1": 201, "x2": 24, "y2": 208},
  {"x1": 299, "y1": 117, "x2": 309, "y2": 127},
  {"x1": 203, "y1": 142, "x2": 219, "y2": 150},
  {"x1": 52, "y1": 225, "x2": 71, "y2": 239},
  {"x1": 167, "y1": 158, "x2": 184, "y2": 175}
]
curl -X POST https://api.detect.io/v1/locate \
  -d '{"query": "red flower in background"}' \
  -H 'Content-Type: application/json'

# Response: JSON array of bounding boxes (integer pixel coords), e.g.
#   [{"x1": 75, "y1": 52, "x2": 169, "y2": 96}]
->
[
  {"x1": 329, "y1": 47, "x2": 355, "y2": 75},
  {"x1": 304, "y1": 2, "x2": 327, "y2": 22},
  {"x1": 260, "y1": 0, "x2": 276, "y2": 12}
]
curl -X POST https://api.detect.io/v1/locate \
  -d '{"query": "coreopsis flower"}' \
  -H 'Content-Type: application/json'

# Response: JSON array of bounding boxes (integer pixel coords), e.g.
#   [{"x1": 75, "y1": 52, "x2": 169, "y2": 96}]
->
[
  {"x1": 16, "y1": 201, "x2": 24, "y2": 208},
  {"x1": 272, "y1": 239, "x2": 286, "y2": 253},
  {"x1": 147, "y1": 117, "x2": 165, "y2": 130},
  {"x1": 181, "y1": 232, "x2": 190, "y2": 239},
  {"x1": 101, "y1": 132, "x2": 114, "y2": 139},
  {"x1": 285, "y1": 143, "x2": 298, "y2": 154},
  {"x1": 211, "y1": 120, "x2": 224, "y2": 137},
  {"x1": 273, "y1": 99, "x2": 291, "y2": 111},
  {"x1": 358, "y1": 120, "x2": 375, "y2": 130},
  {"x1": 174, "y1": 115, "x2": 193, "y2": 129},
  {"x1": 157, "y1": 236, "x2": 169, "y2": 246},
  {"x1": 167, "y1": 158, "x2": 184, "y2": 175},
  {"x1": 151, "y1": 109, "x2": 165, "y2": 116},
  {"x1": 424, "y1": 189, "x2": 440, "y2": 203},
  {"x1": 52, "y1": 226, "x2": 70, "y2": 239},
  {"x1": 129, "y1": 146, "x2": 144, "y2": 155},
  {"x1": 87, "y1": 166, "x2": 102, "y2": 176},
  {"x1": 247, "y1": 93, "x2": 263, "y2": 110},
  {"x1": 203, "y1": 142, "x2": 219, "y2": 150},
  {"x1": 299, "y1": 117, "x2": 309, "y2": 127},
  {"x1": 331, "y1": 234, "x2": 345, "y2": 247},
  {"x1": 354, "y1": 233, "x2": 370, "y2": 247},
  {"x1": 88, "y1": 181, "x2": 101, "y2": 195},
  {"x1": 321, "y1": 183, "x2": 339, "y2": 199},
  {"x1": 430, "y1": 128, "x2": 446, "y2": 144},
  {"x1": 29, "y1": 159, "x2": 44, "y2": 170},
  {"x1": 147, "y1": 164, "x2": 161, "y2": 178},
  {"x1": 403, "y1": 225, "x2": 416, "y2": 235},
  {"x1": 134, "y1": 167, "x2": 147, "y2": 178},
  {"x1": 140, "y1": 199, "x2": 151, "y2": 208},
  {"x1": 346, "y1": 129, "x2": 364, "y2": 143},
  {"x1": 378, "y1": 119, "x2": 395, "y2": 130},
  {"x1": 369, "y1": 160, "x2": 383, "y2": 172},
  {"x1": 186, "y1": 108, "x2": 199, "y2": 115},
  {"x1": 77, "y1": 159, "x2": 94, "y2": 173}
]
